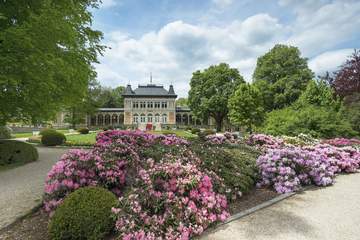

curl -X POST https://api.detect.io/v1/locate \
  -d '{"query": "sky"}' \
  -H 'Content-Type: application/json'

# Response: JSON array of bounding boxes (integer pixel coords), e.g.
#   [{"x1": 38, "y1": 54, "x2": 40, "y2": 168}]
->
[{"x1": 91, "y1": 0, "x2": 360, "y2": 97}]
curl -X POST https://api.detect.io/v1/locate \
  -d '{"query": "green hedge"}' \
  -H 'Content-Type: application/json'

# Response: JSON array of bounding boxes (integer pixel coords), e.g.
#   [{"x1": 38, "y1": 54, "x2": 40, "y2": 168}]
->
[
  {"x1": 190, "y1": 143, "x2": 260, "y2": 200},
  {"x1": 0, "y1": 126, "x2": 12, "y2": 139},
  {"x1": 0, "y1": 140, "x2": 38, "y2": 166},
  {"x1": 77, "y1": 128, "x2": 89, "y2": 134},
  {"x1": 49, "y1": 187, "x2": 118, "y2": 240},
  {"x1": 41, "y1": 130, "x2": 66, "y2": 146}
]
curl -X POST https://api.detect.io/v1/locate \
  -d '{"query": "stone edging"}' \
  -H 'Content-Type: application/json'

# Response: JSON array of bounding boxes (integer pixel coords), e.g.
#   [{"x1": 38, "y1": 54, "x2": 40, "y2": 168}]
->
[{"x1": 0, "y1": 203, "x2": 43, "y2": 234}]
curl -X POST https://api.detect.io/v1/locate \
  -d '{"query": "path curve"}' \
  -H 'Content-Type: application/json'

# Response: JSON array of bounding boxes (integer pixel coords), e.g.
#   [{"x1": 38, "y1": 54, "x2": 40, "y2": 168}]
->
[
  {"x1": 201, "y1": 173, "x2": 360, "y2": 240},
  {"x1": 0, "y1": 147, "x2": 67, "y2": 230}
]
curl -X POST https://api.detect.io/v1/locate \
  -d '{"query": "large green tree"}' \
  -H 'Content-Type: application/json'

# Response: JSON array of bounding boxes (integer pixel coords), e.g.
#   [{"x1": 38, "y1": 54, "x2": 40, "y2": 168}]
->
[
  {"x1": 0, "y1": 0, "x2": 104, "y2": 126},
  {"x1": 188, "y1": 63, "x2": 245, "y2": 131},
  {"x1": 253, "y1": 44, "x2": 314, "y2": 111},
  {"x1": 228, "y1": 83, "x2": 264, "y2": 133},
  {"x1": 64, "y1": 79, "x2": 103, "y2": 129},
  {"x1": 99, "y1": 86, "x2": 125, "y2": 108}
]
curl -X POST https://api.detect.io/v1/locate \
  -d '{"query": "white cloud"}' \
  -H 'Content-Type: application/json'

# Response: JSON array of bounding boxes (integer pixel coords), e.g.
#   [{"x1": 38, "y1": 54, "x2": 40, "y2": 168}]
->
[
  {"x1": 95, "y1": 0, "x2": 360, "y2": 97},
  {"x1": 97, "y1": 14, "x2": 285, "y2": 97},
  {"x1": 283, "y1": 0, "x2": 360, "y2": 56},
  {"x1": 309, "y1": 48, "x2": 353, "y2": 75}
]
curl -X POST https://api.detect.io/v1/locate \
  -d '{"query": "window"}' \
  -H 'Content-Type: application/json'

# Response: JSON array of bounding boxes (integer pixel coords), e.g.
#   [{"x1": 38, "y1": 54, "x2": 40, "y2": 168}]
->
[
  {"x1": 140, "y1": 114, "x2": 146, "y2": 123},
  {"x1": 133, "y1": 102, "x2": 139, "y2": 108},
  {"x1": 133, "y1": 114, "x2": 139, "y2": 123},
  {"x1": 140, "y1": 102, "x2": 146, "y2": 108},
  {"x1": 155, "y1": 102, "x2": 160, "y2": 108},
  {"x1": 162, "y1": 114, "x2": 167, "y2": 123},
  {"x1": 155, "y1": 114, "x2": 160, "y2": 123},
  {"x1": 147, "y1": 114, "x2": 153, "y2": 123},
  {"x1": 161, "y1": 102, "x2": 167, "y2": 108},
  {"x1": 147, "y1": 101, "x2": 153, "y2": 108}
]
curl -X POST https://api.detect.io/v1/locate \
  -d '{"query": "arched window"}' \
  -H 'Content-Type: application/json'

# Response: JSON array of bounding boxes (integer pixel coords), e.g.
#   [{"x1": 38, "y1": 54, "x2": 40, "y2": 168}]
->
[
  {"x1": 162, "y1": 114, "x2": 167, "y2": 123},
  {"x1": 98, "y1": 115, "x2": 104, "y2": 125},
  {"x1": 133, "y1": 114, "x2": 139, "y2": 123},
  {"x1": 105, "y1": 114, "x2": 111, "y2": 125},
  {"x1": 112, "y1": 114, "x2": 118, "y2": 125},
  {"x1": 155, "y1": 114, "x2": 160, "y2": 123},
  {"x1": 91, "y1": 116, "x2": 96, "y2": 126},
  {"x1": 147, "y1": 114, "x2": 153, "y2": 123},
  {"x1": 176, "y1": 114, "x2": 182, "y2": 124},
  {"x1": 140, "y1": 114, "x2": 146, "y2": 123}
]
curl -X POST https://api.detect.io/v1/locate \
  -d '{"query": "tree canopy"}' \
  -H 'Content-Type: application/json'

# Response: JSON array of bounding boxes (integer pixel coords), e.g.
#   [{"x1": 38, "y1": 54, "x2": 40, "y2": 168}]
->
[
  {"x1": 332, "y1": 49, "x2": 360, "y2": 100},
  {"x1": 176, "y1": 98, "x2": 188, "y2": 107},
  {"x1": 228, "y1": 83, "x2": 264, "y2": 133},
  {"x1": 188, "y1": 63, "x2": 245, "y2": 131},
  {"x1": 0, "y1": 0, "x2": 104, "y2": 125},
  {"x1": 253, "y1": 44, "x2": 314, "y2": 111}
]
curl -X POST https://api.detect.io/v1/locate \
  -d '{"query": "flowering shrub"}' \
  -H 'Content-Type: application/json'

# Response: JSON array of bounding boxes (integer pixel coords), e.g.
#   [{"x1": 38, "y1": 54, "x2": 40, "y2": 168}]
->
[
  {"x1": 205, "y1": 132, "x2": 241, "y2": 145},
  {"x1": 112, "y1": 161, "x2": 229, "y2": 240},
  {"x1": 44, "y1": 150, "x2": 97, "y2": 213},
  {"x1": 257, "y1": 147, "x2": 335, "y2": 193},
  {"x1": 322, "y1": 138, "x2": 360, "y2": 147},
  {"x1": 247, "y1": 134, "x2": 284, "y2": 149},
  {"x1": 282, "y1": 133, "x2": 319, "y2": 146}
]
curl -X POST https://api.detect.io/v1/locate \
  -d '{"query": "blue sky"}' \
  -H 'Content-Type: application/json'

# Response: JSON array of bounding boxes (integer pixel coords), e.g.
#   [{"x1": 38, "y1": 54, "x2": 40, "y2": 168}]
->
[{"x1": 92, "y1": 0, "x2": 360, "y2": 97}]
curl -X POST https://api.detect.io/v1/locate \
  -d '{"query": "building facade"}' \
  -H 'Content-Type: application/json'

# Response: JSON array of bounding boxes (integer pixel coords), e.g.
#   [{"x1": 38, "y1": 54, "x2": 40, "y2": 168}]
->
[{"x1": 85, "y1": 83, "x2": 214, "y2": 130}]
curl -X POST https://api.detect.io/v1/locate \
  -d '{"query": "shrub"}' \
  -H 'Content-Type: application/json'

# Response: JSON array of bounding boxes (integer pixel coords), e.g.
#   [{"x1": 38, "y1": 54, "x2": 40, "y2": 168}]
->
[
  {"x1": 0, "y1": 126, "x2": 12, "y2": 139},
  {"x1": 262, "y1": 105, "x2": 357, "y2": 138},
  {"x1": 77, "y1": 128, "x2": 89, "y2": 134},
  {"x1": 190, "y1": 143, "x2": 260, "y2": 200},
  {"x1": 198, "y1": 129, "x2": 215, "y2": 140},
  {"x1": 0, "y1": 140, "x2": 38, "y2": 166},
  {"x1": 257, "y1": 147, "x2": 336, "y2": 193},
  {"x1": 48, "y1": 187, "x2": 118, "y2": 240},
  {"x1": 191, "y1": 128, "x2": 200, "y2": 134},
  {"x1": 112, "y1": 161, "x2": 229, "y2": 239},
  {"x1": 41, "y1": 130, "x2": 66, "y2": 146},
  {"x1": 39, "y1": 128, "x2": 54, "y2": 136}
]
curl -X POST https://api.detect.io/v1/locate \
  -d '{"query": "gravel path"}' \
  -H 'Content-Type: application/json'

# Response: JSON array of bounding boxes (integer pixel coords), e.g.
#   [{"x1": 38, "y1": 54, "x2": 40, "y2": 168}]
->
[
  {"x1": 201, "y1": 173, "x2": 360, "y2": 240},
  {"x1": 0, "y1": 147, "x2": 67, "y2": 230}
]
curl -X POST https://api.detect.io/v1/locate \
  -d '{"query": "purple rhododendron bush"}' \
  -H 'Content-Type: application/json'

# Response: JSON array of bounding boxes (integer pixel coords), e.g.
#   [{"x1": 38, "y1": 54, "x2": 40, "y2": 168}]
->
[
  {"x1": 248, "y1": 134, "x2": 360, "y2": 193},
  {"x1": 44, "y1": 130, "x2": 229, "y2": 239}
]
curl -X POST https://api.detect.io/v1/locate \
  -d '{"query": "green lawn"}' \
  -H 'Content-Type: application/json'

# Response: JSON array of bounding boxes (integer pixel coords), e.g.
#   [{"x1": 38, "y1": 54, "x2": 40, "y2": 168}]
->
[
  {"x1": 65, "y1": 132, "x2": 97, "y2": 146},
  {"x1": 12, "y1": 129, "x2": 70, "y2": 139}
]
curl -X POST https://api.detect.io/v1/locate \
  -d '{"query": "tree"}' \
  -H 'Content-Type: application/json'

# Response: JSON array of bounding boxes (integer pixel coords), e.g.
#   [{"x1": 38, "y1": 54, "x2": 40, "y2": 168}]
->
[
  {"x1": 295, "y1": 80, "x2": 340, "y2": 110},
  {"x1": 0, "y1": 0, "x2": 104, "y2": 126},
  {"x1": 64, "y1": 79, "x2": 103, "y2": 129},
  {"x1": 228, "y1": 83, "x2": 264, "y2": 133},
  {"x1": 188, "y1": 63, "x2": 245, "y2": 131},
  {"x1": 332, "y1": 50, "x2": 360, "y2": 100},
  {"x1": 98, "y1": 86, "x2": 125, "y2": 108},
  {"x1": 253, "y1": 44, "x2": 314, "y2": 111},
  {"x1": 176, "y1": 98, "x2": 188, "y2": 107}
]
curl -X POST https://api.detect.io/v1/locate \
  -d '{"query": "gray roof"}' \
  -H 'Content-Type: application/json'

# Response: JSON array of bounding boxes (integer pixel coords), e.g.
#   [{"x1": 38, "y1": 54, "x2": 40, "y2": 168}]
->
[
  {"x1": 123, "y1": 84, "x2": 177, "y2": 98},
  {"x1": 98, "y1": 108, "x2": 124, "y2": 112}
]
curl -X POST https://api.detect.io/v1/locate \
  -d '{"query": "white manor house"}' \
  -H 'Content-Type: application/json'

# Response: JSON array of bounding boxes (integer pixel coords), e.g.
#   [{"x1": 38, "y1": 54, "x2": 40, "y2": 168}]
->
[{"x1": 57, "y1": 83, "x2": 215, "y2": 130}]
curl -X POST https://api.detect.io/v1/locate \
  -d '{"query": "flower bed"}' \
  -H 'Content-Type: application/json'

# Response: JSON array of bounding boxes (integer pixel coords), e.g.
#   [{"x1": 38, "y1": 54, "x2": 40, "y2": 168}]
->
[{"x1": 44, "y1": 130, "x2": 360, "y2": 239}]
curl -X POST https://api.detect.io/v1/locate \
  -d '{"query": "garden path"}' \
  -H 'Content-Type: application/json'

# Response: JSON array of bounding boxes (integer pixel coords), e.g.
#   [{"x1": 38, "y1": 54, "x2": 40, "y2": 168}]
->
[
  {"x1": 0, "y1": 147, "x2": 67, "y2": 230},
  {"x1": 201, "y1": 173, "x2": 360, "y2": 240}
]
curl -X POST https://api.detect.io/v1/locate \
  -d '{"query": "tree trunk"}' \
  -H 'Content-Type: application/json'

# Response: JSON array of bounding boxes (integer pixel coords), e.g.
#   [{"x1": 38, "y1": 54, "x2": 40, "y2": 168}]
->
[{"x1": 215, "y1": 117, "x2": 222, "y2": 132}]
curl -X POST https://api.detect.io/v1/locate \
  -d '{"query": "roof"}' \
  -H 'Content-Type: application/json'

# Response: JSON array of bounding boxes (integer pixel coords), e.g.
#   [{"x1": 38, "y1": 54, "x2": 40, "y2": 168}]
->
[
  {"x1": 98, "y1": 108, "x2": 124, "y2": 112},
  {"x1": 123, "y1": 84, "x2": 177, "y2": 98},
  {"x1": 176, "y1": 106, "x2": 191, "y2": 112}
]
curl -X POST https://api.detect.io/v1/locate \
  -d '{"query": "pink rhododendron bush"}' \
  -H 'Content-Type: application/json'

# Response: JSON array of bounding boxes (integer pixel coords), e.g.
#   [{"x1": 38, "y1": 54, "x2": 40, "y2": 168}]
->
[
  {"x1": 44, "y1": 130, "x2": 229, "y2": 239},
  {"x1": 113, "y1": 161, "x2": 229, "y2": 240},
  {"x1": 249, "y1": 134, "x2": 360, "y2": 193}
]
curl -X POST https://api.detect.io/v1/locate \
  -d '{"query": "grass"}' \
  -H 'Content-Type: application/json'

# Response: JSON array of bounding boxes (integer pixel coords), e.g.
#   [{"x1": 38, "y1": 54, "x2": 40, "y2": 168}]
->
[
  {"x1": 12, "y1": 129, "x2": 70, "y2": 139},
  {"x1": 64, "y1": 132, "x2": 97, "y2": 146}
]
